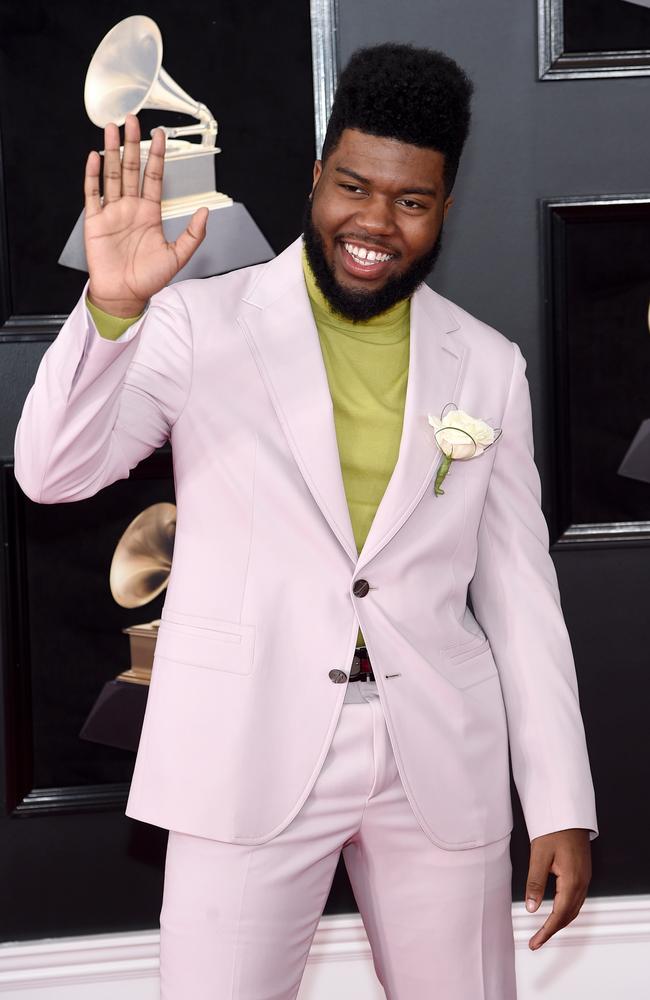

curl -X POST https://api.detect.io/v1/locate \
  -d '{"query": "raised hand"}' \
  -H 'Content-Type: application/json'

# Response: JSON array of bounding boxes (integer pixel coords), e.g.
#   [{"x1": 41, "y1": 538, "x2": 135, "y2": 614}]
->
[{"x1": 84, "y1": 113, "x2": 208, "y2": 317}]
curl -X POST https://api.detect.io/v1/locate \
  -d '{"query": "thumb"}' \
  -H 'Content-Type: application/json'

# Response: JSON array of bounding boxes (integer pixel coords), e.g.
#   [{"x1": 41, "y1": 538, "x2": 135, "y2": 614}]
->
[
  {"x1": 525, "y1": 843, "x2": 551, "y2": 913},
  {"x1": 172, "y1": 207, "x2": 209, "y2": 271}
]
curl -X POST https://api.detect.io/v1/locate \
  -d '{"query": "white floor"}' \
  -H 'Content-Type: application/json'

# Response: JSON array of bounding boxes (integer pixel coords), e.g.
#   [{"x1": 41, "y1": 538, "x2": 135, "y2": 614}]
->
[{"x1": 0, "y1": 896, "x2": 648, "y2": 998}]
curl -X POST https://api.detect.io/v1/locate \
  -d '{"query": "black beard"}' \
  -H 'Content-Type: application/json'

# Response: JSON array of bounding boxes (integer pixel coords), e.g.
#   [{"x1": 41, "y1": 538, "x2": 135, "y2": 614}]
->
[{"x1": 302, "y1": 196, "x2": 444, "y2": 322}]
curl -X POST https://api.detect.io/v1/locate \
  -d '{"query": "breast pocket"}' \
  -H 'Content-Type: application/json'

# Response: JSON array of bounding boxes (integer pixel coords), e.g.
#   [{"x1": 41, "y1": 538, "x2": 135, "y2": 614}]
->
[
  {"x1": 154, "y1": 612, "x2": 256, "y2": 676},
  {"x1": 437, "y1": 633, "x2": 498, "y2": 689}
]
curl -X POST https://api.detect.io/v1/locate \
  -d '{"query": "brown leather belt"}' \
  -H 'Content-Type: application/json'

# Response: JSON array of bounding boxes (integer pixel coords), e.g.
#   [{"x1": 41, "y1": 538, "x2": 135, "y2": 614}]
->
[{"x1": 349, "y1": 646, "x2": 375, "y2": 682}]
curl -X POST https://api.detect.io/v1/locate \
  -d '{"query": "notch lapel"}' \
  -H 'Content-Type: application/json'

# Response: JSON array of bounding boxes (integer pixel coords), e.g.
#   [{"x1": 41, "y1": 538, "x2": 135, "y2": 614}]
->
[{"x1": 237, "y1": 241, "x2": 358, "y2": 562}]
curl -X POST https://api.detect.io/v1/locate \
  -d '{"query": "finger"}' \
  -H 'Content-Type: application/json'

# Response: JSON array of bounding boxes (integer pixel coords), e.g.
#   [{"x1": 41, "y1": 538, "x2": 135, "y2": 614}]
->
[
  {"x1": 102, "y1": 122, "x2": 122, "y2": 203},
  {"x1": 84, "y1": 151, "x2": 102, "y2": 218},
  {"x1": 141, "y1": 127, "x2": 166, "y2": 204},
  {"x1": 528, "y1": 881, "x2": 584, "y2": 951},
  {"x1": 171, "y1": 207, "x2": 209, "y2": 271},
  {"x1": 529, "y1": 907, "x2": 564, "y2": 951},
  {"x1": 525, "y1": 847, "x2": 551, "y2": 914},
  {"x1": 528, "y1": 897, "x2": 582, "y2": 950},
  {"x1": 121, "y1": 114, "x2": 141, "y2": 198}
]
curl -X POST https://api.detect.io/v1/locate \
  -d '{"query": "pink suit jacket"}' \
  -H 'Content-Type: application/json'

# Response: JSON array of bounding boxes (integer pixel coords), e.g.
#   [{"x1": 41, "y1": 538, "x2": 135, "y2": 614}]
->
[{"x1": 14, "y1": 236, "x2": 598, "y2": 849}]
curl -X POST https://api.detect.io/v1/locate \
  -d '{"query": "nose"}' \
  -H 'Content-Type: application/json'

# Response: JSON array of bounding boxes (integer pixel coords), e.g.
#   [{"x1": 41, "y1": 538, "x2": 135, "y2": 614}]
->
[{"x1": 354, "y1": 194, "x2": 397, "y2": 238}]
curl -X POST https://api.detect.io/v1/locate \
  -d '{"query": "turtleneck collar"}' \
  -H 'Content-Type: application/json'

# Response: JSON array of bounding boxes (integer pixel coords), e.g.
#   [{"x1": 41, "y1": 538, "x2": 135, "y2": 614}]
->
[{"x1": 302, "y1": 248, "x2": 410, "y2": 345}]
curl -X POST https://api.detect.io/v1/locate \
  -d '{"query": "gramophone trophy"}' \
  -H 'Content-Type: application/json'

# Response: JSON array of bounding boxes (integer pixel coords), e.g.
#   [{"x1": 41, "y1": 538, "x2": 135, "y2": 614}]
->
[
  {"x1": 110, "y1": 502, "x2": 176, "y2": 686},
  {"x1": 60, "y1": 15, "x2": 273, "y2": 279},
  {"x1": 79, "y1": 502, "x2": 176, "y2": 752}
]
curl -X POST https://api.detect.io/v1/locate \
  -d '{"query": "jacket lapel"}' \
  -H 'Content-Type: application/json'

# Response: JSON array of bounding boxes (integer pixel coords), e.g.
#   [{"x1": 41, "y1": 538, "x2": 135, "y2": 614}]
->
[
  {"x1": 237, "y1": 239, "x2": 358, "y2": 562},
  {"x1": 237, "y1": 237, "x2": 466, "y2": 569}
]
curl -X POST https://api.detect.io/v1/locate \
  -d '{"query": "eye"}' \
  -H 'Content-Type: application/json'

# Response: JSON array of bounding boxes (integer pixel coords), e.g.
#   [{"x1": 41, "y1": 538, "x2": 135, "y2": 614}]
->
[
  {"x1": 397, "y1": 198, "x2": 425, "y2": 210},
  {"x1": 338, "y1": 183, "x2": 367, "y2": 195}
]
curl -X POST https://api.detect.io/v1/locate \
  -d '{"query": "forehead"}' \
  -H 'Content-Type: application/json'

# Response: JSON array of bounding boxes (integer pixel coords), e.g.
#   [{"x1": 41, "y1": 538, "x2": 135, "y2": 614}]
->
[{"x1": 325, "y1": 128, "x2": 446, "y2": 190}]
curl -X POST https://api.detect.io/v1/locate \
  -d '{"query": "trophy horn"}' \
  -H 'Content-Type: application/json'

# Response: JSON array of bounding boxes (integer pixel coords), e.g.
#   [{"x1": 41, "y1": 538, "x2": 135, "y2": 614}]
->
[
  {"x1": 84, "y1": 14, "x2": 217, "y2": 146},
  {"x1": 110, "y1": 502, "x2": 176, "y2": 609}
]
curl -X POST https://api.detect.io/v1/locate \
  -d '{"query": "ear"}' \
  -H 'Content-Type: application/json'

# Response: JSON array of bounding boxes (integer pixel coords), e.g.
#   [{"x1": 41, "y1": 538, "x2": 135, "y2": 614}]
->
[
  {"x1": 442, "y1": 195, "x2": 454, "y2": 219},
  {"x1": 311, "y1": 159, "x2": 323, "y2": 195}
]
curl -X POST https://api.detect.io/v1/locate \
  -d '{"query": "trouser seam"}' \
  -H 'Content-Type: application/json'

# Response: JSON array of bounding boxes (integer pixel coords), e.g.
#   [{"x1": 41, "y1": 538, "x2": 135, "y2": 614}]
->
[
  {"x1": 229, "y1": 847, "x2": 254, "y2": 998},
  {"x1": 359, "y1": 696, "x2": 380, "y2": 827}
]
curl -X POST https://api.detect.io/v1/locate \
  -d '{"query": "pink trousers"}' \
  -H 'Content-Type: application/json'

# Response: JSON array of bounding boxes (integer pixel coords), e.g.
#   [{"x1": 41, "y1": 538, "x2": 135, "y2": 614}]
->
[{"x1": 158, "y1": 681, "x2": 516, "y2": 999}]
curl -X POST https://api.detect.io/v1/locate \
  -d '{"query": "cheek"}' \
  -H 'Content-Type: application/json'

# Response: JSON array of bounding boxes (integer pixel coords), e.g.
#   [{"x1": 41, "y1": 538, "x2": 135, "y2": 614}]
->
[
  {"x1": 312, "y1": 190, "x2": 353, "y2": 239},
  {"x1": 314, "y1": 216, "x2": 347, "y2": 259},
  {"x1": 310, "y1": 200, "x2": 334, "y2": 240},
  {"x1": 410, "y1": 218, "x2": 442, "y2": 254}
]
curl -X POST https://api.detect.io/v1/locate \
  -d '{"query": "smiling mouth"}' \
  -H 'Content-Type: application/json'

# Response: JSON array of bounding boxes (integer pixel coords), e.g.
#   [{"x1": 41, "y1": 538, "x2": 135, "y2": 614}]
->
[
  {"x1": 338, "y1": 240, "x2": 397, "y2": 278},
  {"x1": 343, "y1": 241, "x2": 395, "y2": 264}
]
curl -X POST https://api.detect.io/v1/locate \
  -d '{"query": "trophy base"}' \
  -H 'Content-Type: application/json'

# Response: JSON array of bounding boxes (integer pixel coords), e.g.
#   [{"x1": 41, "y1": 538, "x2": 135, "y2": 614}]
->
[
  {"x1": 116, "y1": 665, "x2": 152, "y2": 686},
  {"x1": 618, "y1": 418, "x2": 650, "y2": 484},
  {"x1": 79, "y1": 679, "x2": 149, "y2": 752},
  {"x1": 59, "y1": 201, "x2": 274, "y2": 280}
]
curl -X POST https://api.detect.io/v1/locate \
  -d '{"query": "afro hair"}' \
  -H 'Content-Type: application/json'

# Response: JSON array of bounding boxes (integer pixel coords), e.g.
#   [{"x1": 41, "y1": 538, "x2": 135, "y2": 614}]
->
[{"x1": 321, "y1": 43, "x2": 474, "y2": 193}]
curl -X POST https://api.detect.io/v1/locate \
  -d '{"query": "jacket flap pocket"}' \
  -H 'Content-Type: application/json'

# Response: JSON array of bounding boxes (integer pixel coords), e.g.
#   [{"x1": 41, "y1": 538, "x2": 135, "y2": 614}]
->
[
  {"x1": 441, "y1": 629, "x2": 489, "y2": 660},
  {"x1": 154, "y1": 616, "x2": 255, "y2": 675},
  {"x1": 437, "y1": 637, "x2": 498, "y2": 689},
  {"x1": 443, "y1": 634, "x2": 489, "y2": 664}
]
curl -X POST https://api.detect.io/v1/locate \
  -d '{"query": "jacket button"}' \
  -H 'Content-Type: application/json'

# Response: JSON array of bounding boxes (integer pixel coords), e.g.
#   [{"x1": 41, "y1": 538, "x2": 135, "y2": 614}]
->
[
  {"x1": 353, "y1": 579, "x2": 370, "y2": 597},
  {"x1": 329, "y1": 669, "x2": 348, "y2": 684}
]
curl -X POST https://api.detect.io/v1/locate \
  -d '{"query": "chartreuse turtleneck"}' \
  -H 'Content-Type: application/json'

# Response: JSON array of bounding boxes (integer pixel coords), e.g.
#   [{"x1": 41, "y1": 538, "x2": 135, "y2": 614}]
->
[{"x1": 87, "y1": 254, "x2": 411, "y2": 650}]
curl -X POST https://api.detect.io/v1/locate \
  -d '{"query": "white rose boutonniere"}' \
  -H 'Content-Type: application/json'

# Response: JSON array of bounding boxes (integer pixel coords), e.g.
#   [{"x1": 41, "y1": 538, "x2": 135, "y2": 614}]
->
[{"x1": 428, "y1": 404, "x2": 502, "y2": 496}]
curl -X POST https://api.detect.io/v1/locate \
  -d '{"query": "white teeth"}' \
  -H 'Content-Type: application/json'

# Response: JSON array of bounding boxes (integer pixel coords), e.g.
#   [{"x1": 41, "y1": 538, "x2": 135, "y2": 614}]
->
[{"x1": 343, "y1": 242, "x2": 393, "y2": 265}]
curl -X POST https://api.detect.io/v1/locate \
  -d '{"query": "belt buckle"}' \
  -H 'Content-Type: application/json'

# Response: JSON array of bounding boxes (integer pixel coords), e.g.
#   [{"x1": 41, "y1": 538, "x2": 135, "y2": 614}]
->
[
  {"x1": 350, "y1": 653, "x2": 362, "y2": 679},
  {"x1": 350, "y1": 646, "x2": 372, "y2": 681}
]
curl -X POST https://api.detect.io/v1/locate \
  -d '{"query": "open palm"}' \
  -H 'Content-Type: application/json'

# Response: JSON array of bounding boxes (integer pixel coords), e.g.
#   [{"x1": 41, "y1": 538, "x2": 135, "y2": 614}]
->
[{"x1": 84, "y1": 114, "x2": 208, "y2": 317}]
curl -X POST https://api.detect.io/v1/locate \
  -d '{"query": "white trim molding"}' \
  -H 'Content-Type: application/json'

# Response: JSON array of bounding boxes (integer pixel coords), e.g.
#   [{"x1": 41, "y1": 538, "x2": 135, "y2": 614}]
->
[
  {"x1": 513, "y1": 895, "x2": 650, "y2": 1000},
  {"x1": 0, "y1": 896, "x2": 648, "y2": 998},
  {"x1": 513, "y1": 893, "x2": 650, "y2": 948}
]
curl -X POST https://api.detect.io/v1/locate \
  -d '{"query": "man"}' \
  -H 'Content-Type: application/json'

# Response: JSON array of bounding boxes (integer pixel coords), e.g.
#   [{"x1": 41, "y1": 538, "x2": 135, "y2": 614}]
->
[{"x1": 15, "y1": 43, "x2": 597, "y2": 1000}]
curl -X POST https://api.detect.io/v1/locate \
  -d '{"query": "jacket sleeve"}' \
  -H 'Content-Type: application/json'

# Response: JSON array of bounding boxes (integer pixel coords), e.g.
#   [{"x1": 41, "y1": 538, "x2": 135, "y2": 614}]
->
[
  {"x1": 14, "y1": 283, "x2": 192, "y2": 504},
  {"x1": 468, "y1": 340, "x2": 598, "y2": 843}
]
